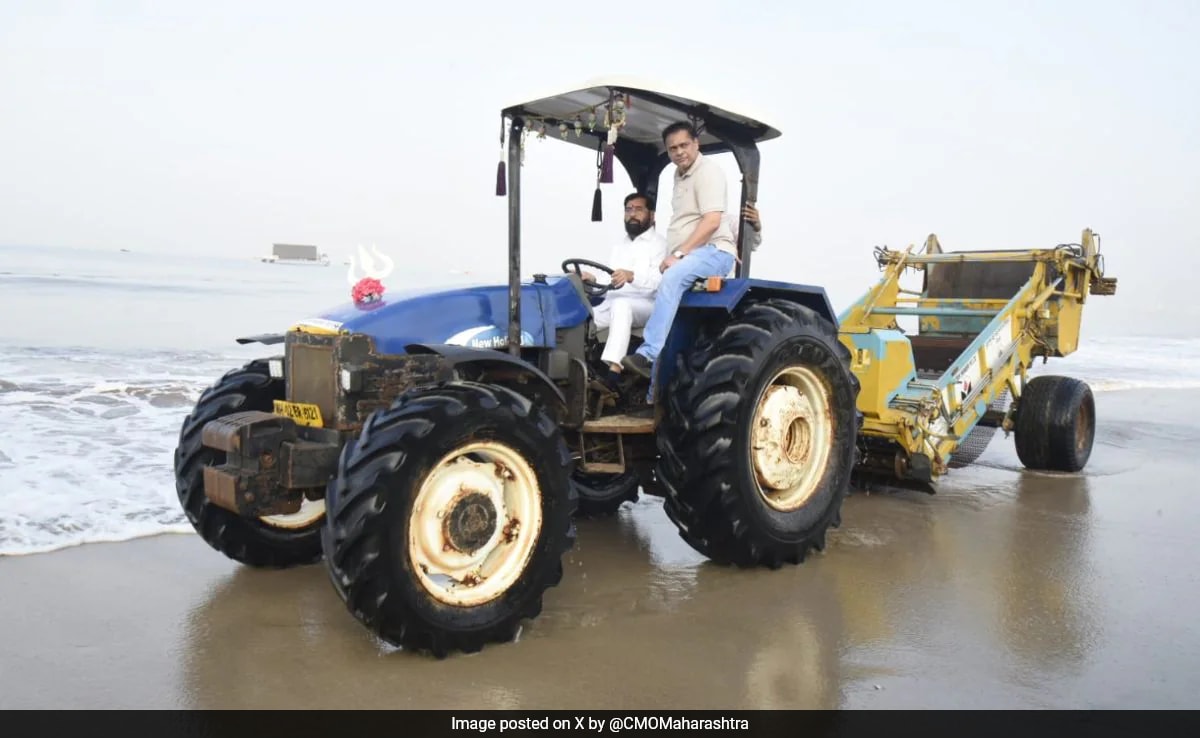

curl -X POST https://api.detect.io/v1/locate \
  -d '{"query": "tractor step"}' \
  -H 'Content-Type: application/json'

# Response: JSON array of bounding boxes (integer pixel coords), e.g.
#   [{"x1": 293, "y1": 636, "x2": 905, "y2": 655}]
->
[
  {"x1": 582, "y1": 413, "x2": 657, "y2": 434},
  {"x1": 578, "y1": 461, "x2": 626, "y2": 474}
]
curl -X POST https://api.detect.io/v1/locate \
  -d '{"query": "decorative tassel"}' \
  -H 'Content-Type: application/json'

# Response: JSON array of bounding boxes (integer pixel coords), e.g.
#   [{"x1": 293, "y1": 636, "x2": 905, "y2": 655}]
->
[
  {"x1": 600, "y1": 144, "x2": 614, "y2": 184},
  {"x1": 600, "y1": 123, "x2": 618, "y2": 184},
  {"x1": 591, "y1": 187, "x2": 602, "y2": 222},
  {"x1": 496, "y1": 117, "x2": 507, "y2": 196}
]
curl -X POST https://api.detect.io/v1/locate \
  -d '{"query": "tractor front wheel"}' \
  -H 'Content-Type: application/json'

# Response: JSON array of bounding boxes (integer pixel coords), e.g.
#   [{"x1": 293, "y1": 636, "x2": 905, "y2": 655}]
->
[
  {"x1": 173, "y1": 360, "x2": 325, "y2": 568},
  {"x1": 321, "y1": 381, "x2": 577, "y2": 657},
  {"x1": 571, "y1": 471, "x2": 640, "y2": 518}
]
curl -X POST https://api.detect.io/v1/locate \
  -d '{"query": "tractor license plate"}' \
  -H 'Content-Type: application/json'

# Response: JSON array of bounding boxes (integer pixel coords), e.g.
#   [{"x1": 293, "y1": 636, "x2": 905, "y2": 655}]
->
[{"x1": 273, "y1": 400, "x2": 324, "y2": 427}]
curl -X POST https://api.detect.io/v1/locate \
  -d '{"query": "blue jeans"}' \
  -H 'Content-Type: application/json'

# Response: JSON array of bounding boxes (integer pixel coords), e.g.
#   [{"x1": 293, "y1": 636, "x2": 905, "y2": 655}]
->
[{"x1": 635, "y1": 244, "x2": 736, "y2": 362}]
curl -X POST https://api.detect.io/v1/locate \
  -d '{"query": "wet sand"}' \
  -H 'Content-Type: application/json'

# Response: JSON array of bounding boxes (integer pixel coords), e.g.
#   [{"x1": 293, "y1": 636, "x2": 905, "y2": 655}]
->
[{"x1": 2, "y1": 388, "x2": 1198, "y2": 709}]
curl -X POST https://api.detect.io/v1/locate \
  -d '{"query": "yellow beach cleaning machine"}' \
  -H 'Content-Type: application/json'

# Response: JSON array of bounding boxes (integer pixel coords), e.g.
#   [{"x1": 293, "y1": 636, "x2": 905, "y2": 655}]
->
[{"x1": 838, "y1": 229, "x2": 1118, "y2": 488}]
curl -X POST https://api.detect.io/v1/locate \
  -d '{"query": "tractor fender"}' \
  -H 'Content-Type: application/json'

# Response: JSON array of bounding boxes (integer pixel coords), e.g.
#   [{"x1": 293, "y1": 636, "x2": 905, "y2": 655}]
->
[
  {"x1": 404, "y1": 343, "x2": 567, "y2": 411},
  {"x1": 680, "y1": 278, "x2": 839, "y2": 325}
]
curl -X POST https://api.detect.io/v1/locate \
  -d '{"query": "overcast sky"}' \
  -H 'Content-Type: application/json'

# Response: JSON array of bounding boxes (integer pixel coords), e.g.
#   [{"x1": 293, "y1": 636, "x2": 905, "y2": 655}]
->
[{"x1": 2, "y1": 0, "x2": 1197, "y2": 333}]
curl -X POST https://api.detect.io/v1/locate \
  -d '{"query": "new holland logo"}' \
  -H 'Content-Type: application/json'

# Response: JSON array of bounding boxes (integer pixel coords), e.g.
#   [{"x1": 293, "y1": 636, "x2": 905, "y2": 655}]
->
[{"x1": 445, "y1": 325, "x2": 535, "y2": 348}]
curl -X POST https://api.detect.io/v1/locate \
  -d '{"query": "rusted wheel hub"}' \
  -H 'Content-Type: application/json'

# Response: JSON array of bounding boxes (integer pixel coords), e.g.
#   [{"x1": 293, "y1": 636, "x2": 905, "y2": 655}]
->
[
  {"x1": 444, "y1": 492, "x2": 498, "y2": 554},
  {"x1": 408, "y1": 442, "x2": 544, "y2": 607}
]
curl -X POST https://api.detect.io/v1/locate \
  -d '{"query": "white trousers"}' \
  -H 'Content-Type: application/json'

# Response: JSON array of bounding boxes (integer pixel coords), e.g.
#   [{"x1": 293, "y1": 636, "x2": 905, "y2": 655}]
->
[{"x1": 593, "y1": 295, "x2": 655, "y2": 366}]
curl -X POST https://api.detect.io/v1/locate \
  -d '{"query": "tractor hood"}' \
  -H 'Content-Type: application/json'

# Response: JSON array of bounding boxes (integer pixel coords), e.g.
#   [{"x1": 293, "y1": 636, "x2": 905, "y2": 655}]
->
[{"x1": 289, "y1": 276, "x2": 591, "y2": 355}]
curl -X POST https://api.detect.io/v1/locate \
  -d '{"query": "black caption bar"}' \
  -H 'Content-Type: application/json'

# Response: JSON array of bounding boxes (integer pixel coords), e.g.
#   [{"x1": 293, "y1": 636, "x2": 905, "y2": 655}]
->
[{"x1": 4, "y1": 709, "x2": 1197, "y2": 738}]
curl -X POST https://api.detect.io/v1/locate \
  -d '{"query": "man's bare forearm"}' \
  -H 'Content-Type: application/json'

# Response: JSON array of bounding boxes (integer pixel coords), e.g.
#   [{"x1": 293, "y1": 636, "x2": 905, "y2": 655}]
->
[{"x1": 676, "y1": 212, "x2": 722, "y2": 254}]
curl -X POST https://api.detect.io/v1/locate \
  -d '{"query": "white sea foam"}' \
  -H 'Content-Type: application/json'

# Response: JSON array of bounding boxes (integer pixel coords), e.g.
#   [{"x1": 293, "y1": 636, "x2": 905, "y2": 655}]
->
[
  {"x1": 1029, "y1": 335, "x2": 1200, "y2": 393},
  {"x1": 1080, "y1": 377, "x2": 1200, "y2": 392},
  {"x1": 0, "y1": 347, "x2": 260, "y2": 555}
]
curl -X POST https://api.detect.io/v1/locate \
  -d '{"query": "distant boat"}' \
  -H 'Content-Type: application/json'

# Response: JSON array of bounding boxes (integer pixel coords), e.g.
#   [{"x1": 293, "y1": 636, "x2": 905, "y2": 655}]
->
[{"x1": 261, "y1": 243, "x2": 330, "y2": 266}]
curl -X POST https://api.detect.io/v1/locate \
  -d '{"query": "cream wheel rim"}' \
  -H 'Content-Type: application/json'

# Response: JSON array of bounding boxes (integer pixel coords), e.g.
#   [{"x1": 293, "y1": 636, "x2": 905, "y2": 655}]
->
[
  {"x1": 259, "y1": 497, "x2": 326, "y2": 529},
  {"x1": 408, "y1": 441, "x2": 543, "y2": 607},
  {"x1": 750, "y1": 366, "x2": 833, "y2": 511}
]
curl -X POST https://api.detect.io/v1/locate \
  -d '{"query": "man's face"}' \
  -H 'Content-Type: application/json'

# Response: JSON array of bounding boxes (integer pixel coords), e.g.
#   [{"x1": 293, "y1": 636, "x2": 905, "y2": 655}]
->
[
  {"x1": 624, "y1": 198, "x2": 653, "y2": 237},
  {"x1": 665, "y1": 129, "x2": 699, "y2": 171}
]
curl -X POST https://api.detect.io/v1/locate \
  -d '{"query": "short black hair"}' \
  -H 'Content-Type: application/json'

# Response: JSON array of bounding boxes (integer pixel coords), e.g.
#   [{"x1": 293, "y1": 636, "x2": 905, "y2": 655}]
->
[
  {"x1": 662, "y1": 121, "x2": 698, "y2": 144},
  {"x1": 624, "y1": 191, "x2": 656, "y2": 211}
]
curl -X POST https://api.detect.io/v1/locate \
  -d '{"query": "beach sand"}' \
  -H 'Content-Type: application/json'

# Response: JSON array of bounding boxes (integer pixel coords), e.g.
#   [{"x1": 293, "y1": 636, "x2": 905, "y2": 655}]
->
[{"x1": 2, "y1": 388, "x2": 1197, "y2": 709}]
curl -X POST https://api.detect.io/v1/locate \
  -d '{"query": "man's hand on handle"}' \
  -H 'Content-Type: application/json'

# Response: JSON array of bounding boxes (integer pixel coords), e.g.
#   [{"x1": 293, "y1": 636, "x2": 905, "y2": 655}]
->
[{"x1": 742, "y1": 202, "x2": 761, "y2": 232}]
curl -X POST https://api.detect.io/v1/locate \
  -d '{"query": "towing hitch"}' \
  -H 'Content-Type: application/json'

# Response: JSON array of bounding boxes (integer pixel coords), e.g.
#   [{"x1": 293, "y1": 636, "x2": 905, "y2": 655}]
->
[{"x1": 201, "y1": 410, "x2": 340, "y2": 517}]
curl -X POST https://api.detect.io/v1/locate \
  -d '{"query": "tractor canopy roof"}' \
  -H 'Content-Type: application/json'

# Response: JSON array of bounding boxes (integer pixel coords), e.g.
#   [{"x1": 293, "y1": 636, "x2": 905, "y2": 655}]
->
[
  {"x1": 500, "y1": 75, "x2": 782, "y2": 158},
  {"x1": 493, "y1": 76, "x2": 781, "y2": 300}
]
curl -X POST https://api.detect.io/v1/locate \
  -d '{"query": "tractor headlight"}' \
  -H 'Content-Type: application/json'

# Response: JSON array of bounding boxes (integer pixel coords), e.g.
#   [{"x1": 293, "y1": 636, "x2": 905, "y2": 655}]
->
[
  {"x1": 268, "y1": 359, "x2": 284, "y2": 378},
  {"x1": 340, "y1": 367, "x2": 362, "y2": 392}
]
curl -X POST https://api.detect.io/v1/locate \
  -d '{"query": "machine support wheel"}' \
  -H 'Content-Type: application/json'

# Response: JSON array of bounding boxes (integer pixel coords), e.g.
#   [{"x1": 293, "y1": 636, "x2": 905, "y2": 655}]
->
[
  {"x1": 321, "y1": 381, "x2": 577, "y2": 657},
  {"x1": 655, "y1": 299, "x2": 861, "y2": 568},
  {"x1": 1014, "y1": 375, "x2": 1095, "y2": 472}
]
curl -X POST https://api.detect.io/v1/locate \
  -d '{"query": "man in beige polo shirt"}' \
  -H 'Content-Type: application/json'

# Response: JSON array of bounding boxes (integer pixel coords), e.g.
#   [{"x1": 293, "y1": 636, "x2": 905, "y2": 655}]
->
[{"x1": 621, "y1": 121, "x2": 738, "y2": 380}]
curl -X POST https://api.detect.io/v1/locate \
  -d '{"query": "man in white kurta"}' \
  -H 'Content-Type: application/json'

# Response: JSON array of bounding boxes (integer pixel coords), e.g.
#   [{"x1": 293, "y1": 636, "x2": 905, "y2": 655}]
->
[{"x1": 586, "y1": 192, "x2": 669, "y2": 385}]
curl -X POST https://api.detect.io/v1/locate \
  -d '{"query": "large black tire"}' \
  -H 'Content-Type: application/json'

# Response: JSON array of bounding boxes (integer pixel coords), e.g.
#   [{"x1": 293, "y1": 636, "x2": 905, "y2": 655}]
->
[
  {"x1": 656, "y1": 299, "x2": 861, "y2": 568},
  {"x1": 571, "y1": 471, "x2": 640, "y2": 517},
  {"x1": 321, "y1": 381, "x2": 577, "y2": 657},
  {"x1": 1014, "y1": 375, "x2": 1095, "y2": 472},
  {"x1": 173, "y1": 360, "x2": 325, "y2": 568}
]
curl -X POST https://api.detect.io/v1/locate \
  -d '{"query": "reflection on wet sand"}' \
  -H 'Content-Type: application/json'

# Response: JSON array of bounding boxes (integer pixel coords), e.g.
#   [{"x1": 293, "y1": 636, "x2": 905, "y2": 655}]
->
[
  {"x1": 2, "y1": 388, "x2": 1194, "y2": 709},
  {"x1": 181, "y1": 500, "x2": 845, "y2": 709},
  {"x1": 815, "y1": 464, "x2": 1100, "y2": 706},
  {"x1": 181, "y1": 463, "x2": 1103, "y2": 709},
  {"x1": 998, "y1": 473, "x2": 1097, "y2": 671}
]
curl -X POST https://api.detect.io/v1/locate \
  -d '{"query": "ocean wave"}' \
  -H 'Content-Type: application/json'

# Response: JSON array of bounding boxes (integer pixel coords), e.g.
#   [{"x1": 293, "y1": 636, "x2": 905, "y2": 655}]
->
[
  {"x1": 0, "y1": 346, "x2": 244, "y2": 556},
  {"x1": 0, "y1": 519, "x2": 195, "y2": 557},
  {"x1": 1083, "y1": 378, "x2": 1200, "y2": 393}
]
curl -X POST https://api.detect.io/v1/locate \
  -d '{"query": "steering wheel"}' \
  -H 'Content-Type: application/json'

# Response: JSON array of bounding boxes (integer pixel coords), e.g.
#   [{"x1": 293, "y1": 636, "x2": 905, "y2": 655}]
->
[{"x1": 561, "y1": 258, "x2": 622, "y2": 298}]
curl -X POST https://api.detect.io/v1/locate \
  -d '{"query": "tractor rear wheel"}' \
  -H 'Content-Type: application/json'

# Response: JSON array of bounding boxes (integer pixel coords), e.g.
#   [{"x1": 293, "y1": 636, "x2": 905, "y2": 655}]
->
[
  {"x1": 321, "y1": 381, "x2": 576, "y2": 657},
  {"x1": 173, "y1": 360, "x2": 325, "y2": 568},
  {"x1": 1014, "y1": 375, "x2": 1095, "y2": 472},
  {"x1": 656, "y1": 299, "x2": 861, "y2": 568}
]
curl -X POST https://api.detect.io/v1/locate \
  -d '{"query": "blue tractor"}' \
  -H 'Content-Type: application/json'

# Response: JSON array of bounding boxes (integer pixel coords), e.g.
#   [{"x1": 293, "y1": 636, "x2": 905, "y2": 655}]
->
[{"x1": 173, "y1": 78, "x2": 861, "y2": 657}]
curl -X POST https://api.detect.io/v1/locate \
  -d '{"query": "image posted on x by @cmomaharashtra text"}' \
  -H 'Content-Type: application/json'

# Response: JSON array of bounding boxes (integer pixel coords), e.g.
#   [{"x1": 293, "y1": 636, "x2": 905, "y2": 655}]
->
[{"x1": 451, "y1": 715, "x2": 752, "y2": 733}]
